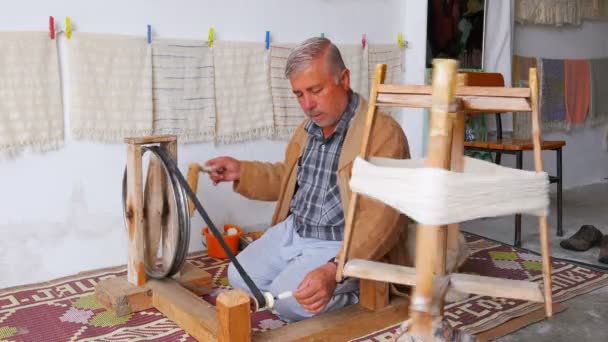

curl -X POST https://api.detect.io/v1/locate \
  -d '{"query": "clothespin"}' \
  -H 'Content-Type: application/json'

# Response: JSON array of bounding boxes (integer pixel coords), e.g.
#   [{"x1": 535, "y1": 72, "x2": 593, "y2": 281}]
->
[
  {"x1": 65, "y1": 16, "x2": 72, "y2": 40},
  {"x1": 147, "y1": 24, "x2": 152, "y2": 44},
  {"x1": 320, "y1": 32, "x2": 325, "y2": 38},
  {"x1": 49, "y1": 16, "x2": 55, "y2": 40},
  {"x1": 208, "y1": 27, "x2": 214, "y2": 48},
  {"x1": 265, "y1": 31, "x2": 270, "y2": 50},
  {"x1": 361, "y1": 34, "x2": 366, "y2": 49},
  {"x1": 397, "y1": 32, "x2": 404, "y2": 49}
]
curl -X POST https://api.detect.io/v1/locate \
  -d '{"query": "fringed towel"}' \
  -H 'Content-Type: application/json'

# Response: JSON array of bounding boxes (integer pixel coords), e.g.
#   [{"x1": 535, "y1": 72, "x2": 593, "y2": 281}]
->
[
  {"x1": 539, "y1": 58, "x2": 567, "y2": 130},
  {"x1": 269, "y1": 43, "x2": 303, "y2": 139},
  {"x1": 515, "y1": 0, "x2": 581, "y2": 26},
  {"x1": 0, "y1": 32, "x2": 63, "y2": 158},
  {"x1": 512, "y1": 55, "x2": 537, "y2": 138},
  {"x1": 564, "y1": 59, "x2": 591, "y2": 125},
  {"x1": 151, "y1": 39, "x2": 215, "y2": 142},
  {"x1": 368, "y1": 44, "x2": 403, "y2": 115},
  {"x1": 589, "y1": 58, "x2": 608, "y2": 125},
  {"x1": 213, "y1": 41, "x2": 274, "y2": 143},
  {"x1": 69, "y1": 32, "x2": 153, "y2": 142},
  {"x1": 337, "y1": 44, "x2": 369, "y2": 100}
]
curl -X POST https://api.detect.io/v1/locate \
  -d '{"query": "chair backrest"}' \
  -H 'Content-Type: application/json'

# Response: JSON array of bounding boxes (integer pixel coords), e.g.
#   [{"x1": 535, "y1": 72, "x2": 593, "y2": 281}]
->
[{"x1": 459, "y1": 72, "x2": 505, "y2": 139}]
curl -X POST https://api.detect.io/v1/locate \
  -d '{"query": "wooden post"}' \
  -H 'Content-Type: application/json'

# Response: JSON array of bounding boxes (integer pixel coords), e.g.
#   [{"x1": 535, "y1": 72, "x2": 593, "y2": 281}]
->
[
  {"x1": 217, "y1": 290, "x2": 251, "y2": 342},
  {"x1": 359, "y1": 279, "x2": 389, "y2": 311},
  {"x1": 127, "y1": 143, "x2": 146, "y2": 286},
  {"x1": 529, "y1": 67, "x2": 553, "y2": 317},
  {"x1": 336, "y1": 64, "x2": 386, "y2": 281},
  {"x1": 409, "y1": 59, "x2": 459, "y2": 339}
]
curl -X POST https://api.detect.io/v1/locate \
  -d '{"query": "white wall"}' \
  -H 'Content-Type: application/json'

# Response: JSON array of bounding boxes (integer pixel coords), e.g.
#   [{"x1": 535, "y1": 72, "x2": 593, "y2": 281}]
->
[
  {"x1": 513, "y1": 21, "x2": 608, "y2": 188},
  {"x1": 0, "y1": 0, "x2": 427, "y2": 288}
]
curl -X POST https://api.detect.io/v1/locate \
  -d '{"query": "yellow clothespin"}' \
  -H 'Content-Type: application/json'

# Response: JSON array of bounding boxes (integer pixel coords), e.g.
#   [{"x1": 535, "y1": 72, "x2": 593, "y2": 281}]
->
[
  {"x1": 66, "y1": 17, "x2": 72, "y2": 40},
  {"x1": 397, "y1": 32, "x2": 404, "y2": 49},
  {"x1": 208, "y1": 27, "x2": 214, "y2": 48}
]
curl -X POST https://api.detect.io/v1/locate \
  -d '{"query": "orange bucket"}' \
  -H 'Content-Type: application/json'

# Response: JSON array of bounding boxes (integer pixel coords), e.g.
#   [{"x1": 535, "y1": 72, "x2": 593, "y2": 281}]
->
[{"x1": 203, "y1": 224, "x2": 243, "y2": 259}]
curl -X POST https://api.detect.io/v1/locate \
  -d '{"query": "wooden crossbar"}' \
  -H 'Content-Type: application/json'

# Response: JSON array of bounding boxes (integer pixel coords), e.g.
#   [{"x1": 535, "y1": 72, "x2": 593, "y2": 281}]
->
[
  {"x1": 378, "y1": 84, "x2": 531, "y2": 98},
  {"x1": 376, "y1": 93, "x2": 532, "y2": 113},
  {"x1": 343, "y1": 259, "x2": 545, "y2": 303}
]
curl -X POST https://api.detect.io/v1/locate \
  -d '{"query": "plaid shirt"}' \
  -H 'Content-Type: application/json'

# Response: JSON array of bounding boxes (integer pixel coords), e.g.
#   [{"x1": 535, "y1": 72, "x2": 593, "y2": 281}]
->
[{"x1": 290, "y1": 91, "x2": 358, "y2": 241}]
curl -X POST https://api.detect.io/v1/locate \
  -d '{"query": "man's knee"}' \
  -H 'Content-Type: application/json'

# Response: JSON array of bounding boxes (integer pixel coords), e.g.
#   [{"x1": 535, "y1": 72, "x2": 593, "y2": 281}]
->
[{"x1": 273, "y1": 299, "x2": 312, "y2": 322}]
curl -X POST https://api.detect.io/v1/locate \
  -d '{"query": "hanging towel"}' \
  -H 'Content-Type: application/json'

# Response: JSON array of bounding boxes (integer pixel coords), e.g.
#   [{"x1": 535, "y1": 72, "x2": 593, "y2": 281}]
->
[
  {"x1": 515, "y1": 0, "x2": 581, "y2": 26},
  {"x1": 589, "y1": 58, "x2": 608, "y2": 125},
  {"x1": 69, "y1": 32, "x2": 153, "y2": 142},
  {"x1": 269, "y1": 43, "x2": 303, "y2": 139},
  {"x1": 368, "y1": 44, "x2": 403, "y2": 115},
  {"x1": 564, "y1": 59, "x2": 591, "y2": 125},
  {"x1": 512, "y1": 55, "x2": 537, "y2": 138},
  {"x1": 337, "y1": 44, "x2": 369, "y2": 99},
  {"x1": 0, "y1": 32, "x2": 63, "y2": 158},
  {"x1": 151, "y1": 39, "x2": 215, "y2": 142},
  {"x1": 539, "y1": 58, "x2": 567, "y2": 130},
  {"x1": 213, "y1": 41, "x2": 274, "y2": 143}
]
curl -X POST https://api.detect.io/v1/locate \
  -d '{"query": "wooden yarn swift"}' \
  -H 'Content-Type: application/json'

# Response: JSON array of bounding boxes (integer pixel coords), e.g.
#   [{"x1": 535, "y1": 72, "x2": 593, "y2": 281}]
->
[{"x1": 336, "y1": 59, "x2": 553, "y2": 341}]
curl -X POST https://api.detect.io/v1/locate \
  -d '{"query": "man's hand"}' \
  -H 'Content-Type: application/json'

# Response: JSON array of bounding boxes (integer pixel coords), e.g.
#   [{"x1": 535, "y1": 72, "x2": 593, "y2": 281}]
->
[
  {"x1": 205, "y1": 156, "x2": 241, "y2": 185},
  {"x1": 293, "y1": 262, "x2": 338, "y2": 314}
]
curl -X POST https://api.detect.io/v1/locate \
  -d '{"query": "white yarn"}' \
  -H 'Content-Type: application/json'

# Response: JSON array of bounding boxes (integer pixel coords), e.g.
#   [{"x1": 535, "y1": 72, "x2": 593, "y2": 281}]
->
[{"x1": 350, "y1": 156, "x2": 549, "y2": 226}]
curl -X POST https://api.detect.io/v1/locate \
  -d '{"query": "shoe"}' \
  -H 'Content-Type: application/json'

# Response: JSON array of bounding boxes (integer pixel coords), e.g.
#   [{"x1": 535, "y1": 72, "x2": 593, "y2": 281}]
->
[
  {"x1": 560, "y1": 225, "x2": 603, "y2": 251},
  {"x1": 599, "y1": 235, "x2": 608, "y2": 264}
]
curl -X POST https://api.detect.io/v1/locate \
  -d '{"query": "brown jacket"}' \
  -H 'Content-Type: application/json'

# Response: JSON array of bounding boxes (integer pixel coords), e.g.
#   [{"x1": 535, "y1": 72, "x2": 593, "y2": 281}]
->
[{"x1": 234, "y1": 94, "x2": 411, "y2": 265}]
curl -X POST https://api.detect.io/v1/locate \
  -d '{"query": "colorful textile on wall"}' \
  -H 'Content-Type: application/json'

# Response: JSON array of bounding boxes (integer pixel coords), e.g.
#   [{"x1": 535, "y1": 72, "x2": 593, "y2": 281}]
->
[
  {"x1": 589, "y1": 58, "x2": 608, "y2": 125},
  {"x1": 368, "y1": 44, "x2": 403, "y2": 115},
  {"x1": 2, "y1": 234, "x2": 607, "y2": 341},
  {"x1": 564, "y1": 59, "x2": 591, "y2": 125},
  {"x1": 151, "y1": 39, "x2": 216, "y2": 142},
  {"x1": 269, "y1": 43, "x2": 304, "y2": 139},
  {"x1": 69, "y1": 33, "x2": 153, "y2": 142},
  {"x1": 213, "y1": 41, "x2": 275, "y2": 143},
  {"x1": 516, "y1": 0, "x2": 581, "y2": 26},
  {"x1": 337, "y1": 44, "x2": 370, "y2": 100},
  {"x1": 539, "y1": 58, "x2": 567, "y2": 130},
  {"x1": 0, "y1": 32, "x2": 63, "y2": 158}
]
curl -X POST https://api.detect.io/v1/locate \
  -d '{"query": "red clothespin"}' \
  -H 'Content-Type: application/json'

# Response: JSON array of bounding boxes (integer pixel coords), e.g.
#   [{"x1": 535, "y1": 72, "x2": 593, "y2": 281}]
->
[
  {"x1": 362, "y1": 34, "x2": 366, "y2": 49},
  {"x1": 49, "y1": 16, "x2": 55, "y2": 40}
]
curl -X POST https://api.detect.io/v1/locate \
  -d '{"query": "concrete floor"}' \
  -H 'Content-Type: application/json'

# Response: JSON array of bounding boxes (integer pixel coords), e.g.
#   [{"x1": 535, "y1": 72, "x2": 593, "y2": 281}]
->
[{"x1": 462, "y1": 182, "x2": 608, "y2": 341}]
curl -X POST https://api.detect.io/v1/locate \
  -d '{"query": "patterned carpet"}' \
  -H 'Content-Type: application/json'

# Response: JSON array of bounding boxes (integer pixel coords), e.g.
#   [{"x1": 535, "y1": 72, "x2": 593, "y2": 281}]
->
[{"x1": 1, "y1": 234, "x2": 608, "y2": 341}]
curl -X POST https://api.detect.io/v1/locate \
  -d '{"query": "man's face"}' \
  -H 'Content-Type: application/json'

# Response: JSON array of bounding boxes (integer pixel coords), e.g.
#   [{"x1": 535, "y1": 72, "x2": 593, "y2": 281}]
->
[{"x1": 289, "y1": 57, "x2": 350, "y2": 130}]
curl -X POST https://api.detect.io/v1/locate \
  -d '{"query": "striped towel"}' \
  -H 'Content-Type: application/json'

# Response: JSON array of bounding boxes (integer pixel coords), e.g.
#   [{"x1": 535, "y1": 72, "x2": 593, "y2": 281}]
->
[
  {"x1": 539, "y1": 58, "x2": 567, "y2": 130},
  {"x1": 368, "y1": 44, "x2": 403, "y2": 115},
  {"x1": 213, "y1": 41, "x2": 275, "y2": 143},
  {"x1": 564, "y1": 59, "x2": 591, "y2": 125},
  {"x1": 151, "y1": 39, "x2": 215, "y2": 142},
  {"x1": 0, "y1": 32, "x2": 64, "y2": 158},
  {"x1": 269, "y1": 43, "x2": 303, "y2": 139},
  {"x1": 337, "y1": 44, "x2": 369, "y2": 100},
  {"x1": 69, "y1": 32, "x2": 153, "y2": 142},
  {"x1": 589, "y1": 58, "x2": 608, "y2": 125}
]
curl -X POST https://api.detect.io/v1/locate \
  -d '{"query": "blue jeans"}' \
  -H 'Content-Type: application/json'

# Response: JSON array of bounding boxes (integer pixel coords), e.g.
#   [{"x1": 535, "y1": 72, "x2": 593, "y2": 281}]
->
[{"x1": 227, "y1": 215, "x2": 359, "y2": 321}]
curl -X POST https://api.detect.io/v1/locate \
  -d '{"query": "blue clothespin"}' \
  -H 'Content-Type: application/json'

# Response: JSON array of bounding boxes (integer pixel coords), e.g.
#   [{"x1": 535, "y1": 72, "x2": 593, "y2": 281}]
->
[
  {"x1": 265, "y1": 31, "x2": 270, "y2": 50},
  {"x1": 320, "y1": 32, "x2": 325, "y2": 38},
  {"x1": 147, "y1": 25, "x2": 151, "y2": 44}
]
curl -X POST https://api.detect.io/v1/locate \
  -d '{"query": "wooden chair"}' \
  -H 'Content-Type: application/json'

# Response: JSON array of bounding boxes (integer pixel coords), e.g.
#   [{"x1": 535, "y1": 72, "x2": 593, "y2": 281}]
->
[{"x1": 461, "y1": 72, "x2": 565, "y2": 247}]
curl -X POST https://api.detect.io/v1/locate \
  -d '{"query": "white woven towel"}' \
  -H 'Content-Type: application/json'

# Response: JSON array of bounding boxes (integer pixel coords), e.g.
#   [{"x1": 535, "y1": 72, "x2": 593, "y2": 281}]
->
[
  {"x1": 337, "y1": 44, "x2": 370, "y2": 100},
  {"x1": 151, "y1": 39, "x2": 215, "y2": 142},
  {"x1": 213, "y1": 41, "x2": 274, "y2": 143},
  {"x1": 69, "y1": 32, "x2": 153, "y2": 142},
  {"x1": 269, "y1": 43, "x2": 303, "y2": 139},
  {"x1": 368, "y1": 44, "x2": 403, "y2": 115},
  {"x1": 0, "y1": 32, "x2": 63, "y2": 158}
]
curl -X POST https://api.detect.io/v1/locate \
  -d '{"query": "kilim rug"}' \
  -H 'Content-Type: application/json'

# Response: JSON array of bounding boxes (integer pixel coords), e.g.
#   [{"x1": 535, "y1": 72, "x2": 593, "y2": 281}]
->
[{"x1": 1, "y1": 234, "x2": 608, "y2": 341}]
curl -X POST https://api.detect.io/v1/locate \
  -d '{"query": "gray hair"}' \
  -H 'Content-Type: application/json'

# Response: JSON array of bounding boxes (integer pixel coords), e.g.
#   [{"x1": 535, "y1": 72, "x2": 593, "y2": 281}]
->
[{"x1": 284, "y1": 37, "x2": 346, "y2": 83}]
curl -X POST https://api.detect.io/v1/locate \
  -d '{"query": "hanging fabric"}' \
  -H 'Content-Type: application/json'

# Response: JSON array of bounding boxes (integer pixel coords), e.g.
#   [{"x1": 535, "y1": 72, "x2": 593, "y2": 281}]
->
[
  {"x1": 0, "y1": 32, "x2": 64, "y2": 158},
  {"x1": 151, "y1": 39, "x2": 216, "y2": 142},
  {"x1": 368, "y1": 44, "x2": 403, "y2": 115},
  {"x1": 213, "y1": 41, "x2": 274, "y2": 143},
  {"x1": 589, "y1": 58, "x2": 608, "y2": 125},
  {"x1": 564, "y1": 59, "x2": 591, "y2": 126},
  {"x1": 337, "y1": 44, "x2": 369, "y2": 100},
  {"x1": 539, "y1": 58, "x2": 567, "y2": 130},
  {"x1": 269, "y1": 43, "x2": 303, "y2": 139},
  {"x1": 69, "y1": 32, "x2": 153, "y2": 142},
  {"x1": 512, "y1": 55, "x2": 538, "y2": 138}
]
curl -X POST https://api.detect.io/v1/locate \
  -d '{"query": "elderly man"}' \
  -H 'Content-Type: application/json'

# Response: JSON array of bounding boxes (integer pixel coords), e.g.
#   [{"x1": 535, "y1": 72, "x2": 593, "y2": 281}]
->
[{"x1": 206, "y1": 37, "x2": 411, "y2": 321}]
